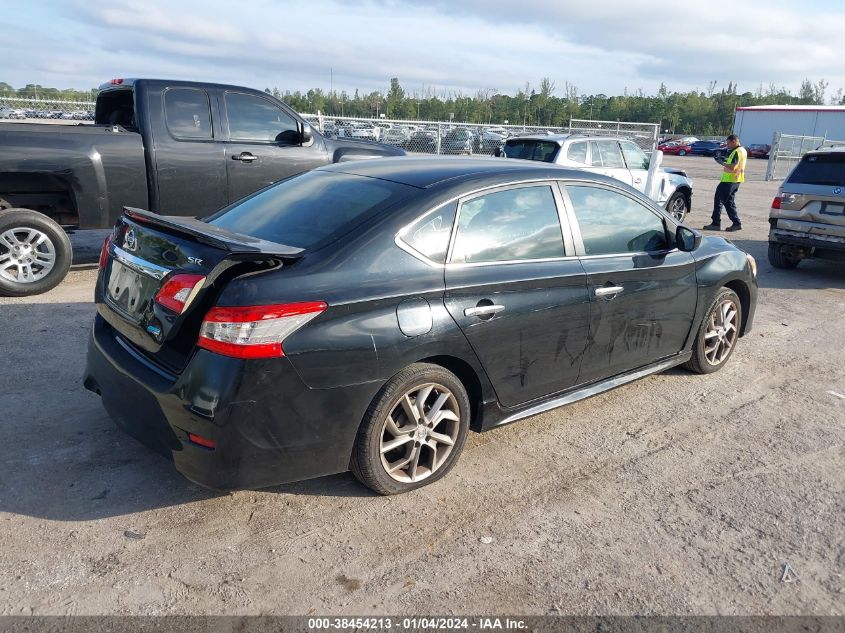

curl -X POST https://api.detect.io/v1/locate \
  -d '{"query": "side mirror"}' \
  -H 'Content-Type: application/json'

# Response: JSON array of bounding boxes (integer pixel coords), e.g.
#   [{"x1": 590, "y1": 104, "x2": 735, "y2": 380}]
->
[
  {"x1": 676, "y1": 225, "x2": 702, "y2": 252},
  {"x1": 300, "y1": 123, "x2": 313, "y2": 145}
]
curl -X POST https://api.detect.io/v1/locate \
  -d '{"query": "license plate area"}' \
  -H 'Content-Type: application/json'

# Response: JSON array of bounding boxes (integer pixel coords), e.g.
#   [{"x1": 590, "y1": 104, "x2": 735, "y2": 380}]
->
[
  {"x1": 821, "y1": 202, "x2": 845, "y2": 216},
  {"x1": 105, "y1": 259, "x2": 160, "y2": 322}
]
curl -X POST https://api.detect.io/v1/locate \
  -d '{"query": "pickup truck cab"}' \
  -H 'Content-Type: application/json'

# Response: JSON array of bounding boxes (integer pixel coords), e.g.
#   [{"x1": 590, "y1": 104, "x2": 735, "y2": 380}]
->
[{"x1": 0, "y1": 78, "x2": 404, "y2": 296}]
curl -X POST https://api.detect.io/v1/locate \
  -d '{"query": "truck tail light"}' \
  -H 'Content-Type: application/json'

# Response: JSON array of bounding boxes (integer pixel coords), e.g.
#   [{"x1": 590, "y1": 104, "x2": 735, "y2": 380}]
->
[
  {"x1": 110, "y1": 78, "x2": 124, "y2": 85},
  {"x1": 98, "y1": 235, "x2": 111, "y2": 270},
  {"x1": 197, "y1": 302, "x2": 327, "y2": 359},
  {"x1": 154, "y1": 274, "x2": 205, "y2": 314},
  {"x1": 771, "y1": 196, "x2": 781, "y2": 209}
]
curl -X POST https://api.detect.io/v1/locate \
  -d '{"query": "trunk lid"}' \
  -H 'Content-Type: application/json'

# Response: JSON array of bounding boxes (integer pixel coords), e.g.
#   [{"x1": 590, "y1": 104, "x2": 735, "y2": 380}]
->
[{"x1": 97, "y1": 207, "x2": 302, "y2": 372}]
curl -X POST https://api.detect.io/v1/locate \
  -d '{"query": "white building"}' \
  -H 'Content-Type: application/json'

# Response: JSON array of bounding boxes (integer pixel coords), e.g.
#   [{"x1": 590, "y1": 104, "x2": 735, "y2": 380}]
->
[{"x1": 733, "y1": 105, "x2": 845, "y2": 146}]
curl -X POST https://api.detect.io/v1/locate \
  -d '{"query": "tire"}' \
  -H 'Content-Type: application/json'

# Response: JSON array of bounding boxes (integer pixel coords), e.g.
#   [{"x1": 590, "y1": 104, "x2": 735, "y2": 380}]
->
[
  {"x1": 767, "y1": 242, "x2": 800, "y2": 269},
  {"x1": 0, "y1": 208, "x2": 72, "y2": 297},
  {"x1": 350, "y1": 363, "x2": 471, "y2": 495},
  {"x1": 679, "y1": 150, "x2": 687, "y2": 156},
  {"x1": 684, "y1": 287, "x2": 742, "y2": 375},
  {"x1": 665, "y1": 191, "x2": 689, "y2": 223}
]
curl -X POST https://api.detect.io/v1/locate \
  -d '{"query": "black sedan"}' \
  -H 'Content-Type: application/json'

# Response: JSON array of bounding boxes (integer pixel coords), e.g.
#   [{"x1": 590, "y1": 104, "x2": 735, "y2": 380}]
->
[
  {"x1": 84, "y1": 157, "x2": 758, "y2": 495},
  {"x1": 689, "y1": 140, "x2": 726, "y2": 156}
]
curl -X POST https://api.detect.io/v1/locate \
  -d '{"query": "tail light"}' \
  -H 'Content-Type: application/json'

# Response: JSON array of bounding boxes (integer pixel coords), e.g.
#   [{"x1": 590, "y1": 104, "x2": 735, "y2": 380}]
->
[
  {"x1": 154, "y1": 274, "x2": 205, "y2": 314},
  {"x1": 187, "y1": 433, "x2": 216, "y2": 449},
  {"x1": 198, "y1": 302, "x2": 327, "y2": 359},
  {"x1": 771, "y1": 196, "x2": 781, "y2": 209},
  {"x1": 98, "y1": 235, "x2": 111, "y2": 270}
]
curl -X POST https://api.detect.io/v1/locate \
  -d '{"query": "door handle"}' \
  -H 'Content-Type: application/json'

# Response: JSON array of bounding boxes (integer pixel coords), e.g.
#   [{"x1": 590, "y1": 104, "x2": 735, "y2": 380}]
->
[
  {"x1": 232, "y1": 152, "x2": 258, "y2": 162},
  {"x1": 595, "y1": 286, "x2": 624, "y2": 298},
  {"x1": 464, "y1": 304, "x2": 505, "y2": 317},
  {"x1": 634, "y1": 178, "x2": 642, "y2": 184}
]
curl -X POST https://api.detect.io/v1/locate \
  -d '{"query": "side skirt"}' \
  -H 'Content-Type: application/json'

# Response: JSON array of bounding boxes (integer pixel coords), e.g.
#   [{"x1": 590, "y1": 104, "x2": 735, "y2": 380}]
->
[{"x1": 484, "y1": 352, "x2": 692, "y2": 430}]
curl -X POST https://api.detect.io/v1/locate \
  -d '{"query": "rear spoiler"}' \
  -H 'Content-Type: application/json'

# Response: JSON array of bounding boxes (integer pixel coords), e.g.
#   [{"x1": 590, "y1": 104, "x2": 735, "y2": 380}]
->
[{"x1": 123, "y1": 207, "x2": 304, "y2": 257}]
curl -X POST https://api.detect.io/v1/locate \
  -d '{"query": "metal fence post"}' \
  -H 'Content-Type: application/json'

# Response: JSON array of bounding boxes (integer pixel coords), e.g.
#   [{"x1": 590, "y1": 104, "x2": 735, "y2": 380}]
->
[
  {"x1": 765, "y1": 132, "x2": 780, "y2": 181},
  {"x1": 436, "y1": 124, "x2": 442, "y2": 155}
]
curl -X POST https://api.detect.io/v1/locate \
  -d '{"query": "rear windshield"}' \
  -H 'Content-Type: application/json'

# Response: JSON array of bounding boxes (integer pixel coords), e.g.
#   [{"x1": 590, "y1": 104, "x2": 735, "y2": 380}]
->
[
  {"x1": 205, "y1": 171, "x2": 415, "y2": 248},
  {"x1": 503, "y1": 140, "x2": 560, "y2": 163},
  {"x1": 787, "y1": 153, "x2": 845, "y2": 186}
]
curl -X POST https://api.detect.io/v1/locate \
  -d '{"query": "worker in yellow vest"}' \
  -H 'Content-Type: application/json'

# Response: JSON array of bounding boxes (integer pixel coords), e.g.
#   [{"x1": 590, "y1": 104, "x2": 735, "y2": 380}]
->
[{"x1": 703, "y1": 134, "x2": 747, "y2": 232}]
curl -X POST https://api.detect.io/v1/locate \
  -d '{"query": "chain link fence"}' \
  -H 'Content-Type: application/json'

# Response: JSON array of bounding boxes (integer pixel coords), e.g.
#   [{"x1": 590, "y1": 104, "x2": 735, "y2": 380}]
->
[
  {"x1": 0, "y1": 95, "x2": 660, "y2": 156},
  {"x1": 0, "y1": 96, "x2": 95, "y2": 122},
  {"x1": 765, "y1": 132, "x2": 845, "y2": 181},
  {"x1": 567, "y1": 118, "x2": 660, "y2": 151},
  {"x1": 304, "y1": 114, "x2": 660, "y2": 156}
]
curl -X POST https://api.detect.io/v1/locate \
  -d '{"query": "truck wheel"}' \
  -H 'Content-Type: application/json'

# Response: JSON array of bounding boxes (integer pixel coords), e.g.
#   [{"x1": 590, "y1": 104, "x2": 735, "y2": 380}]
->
[
  {"x1": 665, "y1": 191, "x2": 689, "y2": 223},
  {"x1": 767, "y1": 242, "x2": 800, "y2": 269},
  {"x1": 0, "y1": 208, "x2": 73, "y2": 296}
]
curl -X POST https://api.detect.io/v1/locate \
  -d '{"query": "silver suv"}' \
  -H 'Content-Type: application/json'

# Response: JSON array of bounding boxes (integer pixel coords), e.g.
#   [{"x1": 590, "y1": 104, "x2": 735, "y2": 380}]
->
[
  {"x1": 768, "y1": 147, "x2": 845, "y2": 268},
  {"x1": 501, "y1": 134, "x2": 694, "y2": 221}
]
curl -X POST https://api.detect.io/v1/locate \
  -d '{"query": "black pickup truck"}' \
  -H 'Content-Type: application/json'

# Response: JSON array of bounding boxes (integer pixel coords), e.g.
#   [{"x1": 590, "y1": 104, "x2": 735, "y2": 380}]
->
[{"x1": 0, "y1": 78, "x2": 404, "y2": 296}]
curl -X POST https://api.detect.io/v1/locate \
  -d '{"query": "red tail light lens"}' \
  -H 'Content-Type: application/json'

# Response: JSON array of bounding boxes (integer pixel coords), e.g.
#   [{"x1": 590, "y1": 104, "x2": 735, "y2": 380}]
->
[
  {"x1": 110, "y1": 78, "x2": 124, "y2": 85},
  {"x1": 198, "y1": 301, "x2": 327, "y2": 359},
  {"x1": 154, "y1": 274, "x2": 206, "y2": 314},
  {"x1": 98, "y1": 235, "x2": 111, "y2": 270},
  {"x1": 771, "y1": 196, "x2": 781, "y2": 209},
  {"x1": 187, "y1": 433, "x2": 216, "y2": 449}
]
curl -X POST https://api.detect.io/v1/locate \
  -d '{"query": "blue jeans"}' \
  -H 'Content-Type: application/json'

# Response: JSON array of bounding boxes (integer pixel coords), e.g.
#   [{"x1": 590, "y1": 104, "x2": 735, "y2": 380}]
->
[{"x1": 712, "y1": 181, "x2": 741, "y2": 226}]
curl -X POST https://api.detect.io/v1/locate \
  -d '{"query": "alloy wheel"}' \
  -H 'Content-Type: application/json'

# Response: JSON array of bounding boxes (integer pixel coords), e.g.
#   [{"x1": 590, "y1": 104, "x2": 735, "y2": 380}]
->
[
  {"x1": 379, "y1": 383, "x2": 461, "y2": 483},
  {"x1": 0, "y1": 227, "x2": 57, "y2": 283},
  {"x1": 669, "y1": 196, "x2": 688, "y2": 222},
  {"x1": 703, "y1": 298, "x2": 739, "y2": 366}
]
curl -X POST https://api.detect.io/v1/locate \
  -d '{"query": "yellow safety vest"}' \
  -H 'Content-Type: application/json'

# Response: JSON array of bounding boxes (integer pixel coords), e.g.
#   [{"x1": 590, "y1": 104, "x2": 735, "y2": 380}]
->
[{"x1": 721, "y1": 146, "x2": 747, "y2": 183}]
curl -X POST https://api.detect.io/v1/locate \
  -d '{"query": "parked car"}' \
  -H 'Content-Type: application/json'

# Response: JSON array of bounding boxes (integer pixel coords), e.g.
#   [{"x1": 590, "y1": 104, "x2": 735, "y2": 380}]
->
[
  {"x1": 747, "y1": 143, "x2": 771, "y2": 159},
  {"x1": 346, "y1": 122, "x2": 380, "y2": 141},
  {"x1": 658, "y1": 142, "x2": 693, "y2": 156},
  {"x1": 502, "y1": 134, "x2": 694, "y2": 221},
  {"x1": 689, "y1": 140, "x2": 726, "y2": 156},
  {"x1": 84, "y1": 156, "x2": 757, "y2": 494},
  {"x1": 441, "y1": 127, "x2": 476, "y2": 154},
  {"x1": 0, "y1": 78, "x2": 404, "y2": 297},
  {"x1": 400, "y1": 129, "x2": 438, "y2": 153},
  {"x1": 0, "y1": 107, "x2": 15, "y2": 119},
  {"x1": 382, "y1": 126, "x2": 411, "y2": 145},
  {"x1": 768, "y1": 146, "x2": 845, "y2": 269},
  {"x1": 475, "y1": 130, "x2": 506, "y2": 154}
]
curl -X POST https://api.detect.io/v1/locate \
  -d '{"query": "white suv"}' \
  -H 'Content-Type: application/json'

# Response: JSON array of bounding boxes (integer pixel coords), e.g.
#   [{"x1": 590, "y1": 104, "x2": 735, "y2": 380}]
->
[{"x1": 502, "y1": 134, "x2": 694, "y2": 221}]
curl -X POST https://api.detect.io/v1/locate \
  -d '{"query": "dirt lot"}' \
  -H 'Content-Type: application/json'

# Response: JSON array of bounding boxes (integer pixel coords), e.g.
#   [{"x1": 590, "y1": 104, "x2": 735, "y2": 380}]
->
[{"x1": 1, "y1": 156, "x2": 843, "y2": 616}]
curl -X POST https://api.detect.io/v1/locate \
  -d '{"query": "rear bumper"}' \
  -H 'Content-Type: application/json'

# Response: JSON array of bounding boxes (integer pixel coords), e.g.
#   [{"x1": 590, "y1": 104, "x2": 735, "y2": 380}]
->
[
  {"x1": 83, "y1": 314, "x2": 378, "y2": 490},
  {"x1": 769, "y1": 227, "x2": 845, "y2": 257}
]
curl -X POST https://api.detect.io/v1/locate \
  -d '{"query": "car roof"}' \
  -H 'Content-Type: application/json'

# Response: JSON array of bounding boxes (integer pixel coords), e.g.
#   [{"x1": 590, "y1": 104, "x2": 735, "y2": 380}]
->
[
  {"x1": 315, "y1": 155, "x2": 621, "y2": 189},
  {"x1": 805, "y1": 145, "x2": 845, "y2": 155}
]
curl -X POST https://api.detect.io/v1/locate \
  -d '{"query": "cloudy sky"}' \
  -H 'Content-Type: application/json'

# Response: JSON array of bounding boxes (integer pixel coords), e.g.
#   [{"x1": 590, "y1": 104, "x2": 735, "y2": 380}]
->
[{"x1": 3, "y1": 0, "x2": 842, "y2": 99}]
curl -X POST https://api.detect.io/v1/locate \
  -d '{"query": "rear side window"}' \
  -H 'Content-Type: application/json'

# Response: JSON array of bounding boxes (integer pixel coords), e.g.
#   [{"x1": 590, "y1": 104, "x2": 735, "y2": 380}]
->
[
  {"x1": 225, "y1": 92, "x2": 299, "y2": 143},
  {"x1": 567, "y1": 142, "x2": 588, "y2": 164},
  {"x1": 787, "y1": 153, "x2": 845, "y2": 186},
  {"x1": 164, "y1": 88, "x2": 212, "y2": 140},
  {"x1": 206, "y1": 171, "x2": 415, "y2": 248},
  {"x1": 401, "y1": 204, "x2": 457, "y2": 263},
  {"x1": 566, "y1": 185, "x2": 667, "y2": 255},
  {"x1": 450, "y1": 186, "x2": 565, "y2": 263},
  {"x1": 503, "y1": 140, "x2": 559, "y2": 163}
]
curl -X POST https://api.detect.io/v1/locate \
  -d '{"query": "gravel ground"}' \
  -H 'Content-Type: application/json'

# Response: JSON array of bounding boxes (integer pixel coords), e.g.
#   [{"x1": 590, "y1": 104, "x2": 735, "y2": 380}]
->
[{"x1": 0, "y1": 155, "x2": 843, "y2": 616}]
